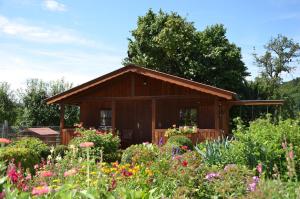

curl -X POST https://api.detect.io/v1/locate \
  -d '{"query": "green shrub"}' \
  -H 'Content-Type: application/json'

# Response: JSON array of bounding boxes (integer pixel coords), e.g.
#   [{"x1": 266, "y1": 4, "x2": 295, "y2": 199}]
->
[
  {"x1": 10, "y1": 137, "x2": 50, "y2": 159},
  {"x1": 121, "y1": 143, "x2": 159, "y2": 164},
  {"x1": 69, "y1": 129, "x2": 120, "y2": 162},
  {"x1": 166, "y1": 135, "x2": 193, "y2": 150},
  {"x1": 226, "y1": 116, "x2": 300, "y2": 177},
  {"x1": 197, "y1": 164, "x2": 254, "y2": 198},
  {"x1": 0, "y1": 147, "x2": 39, "y2": 172}
]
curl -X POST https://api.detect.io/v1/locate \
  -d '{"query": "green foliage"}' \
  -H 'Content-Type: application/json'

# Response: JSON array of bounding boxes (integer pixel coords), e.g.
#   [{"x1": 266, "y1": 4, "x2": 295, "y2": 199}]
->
[
  {"x1": 17, "y1": 79, "x2": 79, "y2": 127},
  {"x1": 121, "y1": 143, "x2": 159, "y2": 164},
  {"x1": 69, "y1": 129, "x2": 120, "y2": 162},
  {"x1": 124, "y1": 9, "x2": 248, "y2": 92},
  {"x1": 0, "y1": 147, "x2": 39, "y2": 171},
  {"x1": 166, "y1": 135, "x2": 193, "y2": 150},
  {"x1": 164, "y1": 126, "x2": 197, "y2": 137},
  {"x1": 247, "y1": 179, "x2": 300, "y2": 199},
  {"x1": 195, "y1": 137, "x2": 231, "y2": 165},
  {"x1": 0, "y1": 82, "x2": 17, "y2": 124},
  {"x1": 225, "y1": 116, "x2": 300, "y2": 177},
  {"x1": 10, "y1": 137, "x2": 50, "y2": 159}
]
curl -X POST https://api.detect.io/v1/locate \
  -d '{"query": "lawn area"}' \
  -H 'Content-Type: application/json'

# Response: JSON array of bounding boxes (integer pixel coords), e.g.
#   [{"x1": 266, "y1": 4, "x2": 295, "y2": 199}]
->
[{"x1": 1, "y1": 116, "x2": 300, "y2": 198}]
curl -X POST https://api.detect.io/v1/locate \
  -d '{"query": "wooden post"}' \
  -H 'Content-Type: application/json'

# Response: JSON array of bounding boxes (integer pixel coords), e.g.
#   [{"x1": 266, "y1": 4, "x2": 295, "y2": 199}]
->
[
  {"x1": 111, "y1": 100, "x2": 116, "y2": 135},
  {"x1": 151, "y1": 99, "x2": 156, "y2": 144},
  {"x1": 60, "y1": 104, "x2": 65, "y2": 144},
  {"x1": 214, "y1": 98, "x2": 220, "y2": 130}
]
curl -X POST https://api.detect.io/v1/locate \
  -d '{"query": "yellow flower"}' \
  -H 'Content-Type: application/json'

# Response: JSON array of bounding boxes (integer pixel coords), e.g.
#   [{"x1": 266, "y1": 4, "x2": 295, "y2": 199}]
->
[
  {"x1": 52, "y1": 179, "x2": 60, "y2": 183},
  {"x1": 145, "y1": 168, "x2": 153, "y2": 176}
]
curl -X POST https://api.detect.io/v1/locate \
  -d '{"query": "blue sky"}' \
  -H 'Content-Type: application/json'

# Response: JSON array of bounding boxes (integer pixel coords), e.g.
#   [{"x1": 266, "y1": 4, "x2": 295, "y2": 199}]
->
[{"x1": 0, "y1": 0, "x2": 299, "y2": 89}]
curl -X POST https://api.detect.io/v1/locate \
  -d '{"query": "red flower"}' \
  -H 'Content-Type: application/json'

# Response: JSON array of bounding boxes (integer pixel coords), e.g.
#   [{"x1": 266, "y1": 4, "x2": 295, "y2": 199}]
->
[
  {"x1": 121, "y1": 169, "x2": 133, "y2": 177},
  {"x1": 109, "y1": 179, "x2": 117, "y2": 191},
  {"x1": 79, "y1": 142, "x2": 94, "y2": 148},
  {"x1": 182, "y1": 160, "x2": 188, "y2": 167},
  {"x1": 0, "y1": 138, "x2": 10, "y2": 144},
  {"x1": 181, "y1": 145, "x2": 188, "y2": 150}
]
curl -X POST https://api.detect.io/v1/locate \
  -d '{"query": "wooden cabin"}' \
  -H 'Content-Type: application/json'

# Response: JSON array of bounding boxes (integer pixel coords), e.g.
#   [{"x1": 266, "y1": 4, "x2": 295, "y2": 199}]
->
[{"x1": 46, "y1": 64, "x2": 283, "y2": 146}]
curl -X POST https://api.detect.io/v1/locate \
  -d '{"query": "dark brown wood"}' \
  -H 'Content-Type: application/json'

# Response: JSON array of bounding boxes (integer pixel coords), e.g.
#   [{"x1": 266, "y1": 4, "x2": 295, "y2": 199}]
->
[
  {"x1": 131, "y1": 73, "x2": 135, "y2": 96},
  {"x1": 214, "y1": 98, "x2": 220, "y2": 130},
  {"x1": 60, "y1": 104, "x2": 65, "y2": 144},
  {"x1": 151, "y1": 99, "x2": 156, "y2": 143},
  {"x1": 228, "y1": 100, "x2": 284, "y2": 106},
  {"x1": 112, "y1": 100, "x2": 116, "y2": 134}
]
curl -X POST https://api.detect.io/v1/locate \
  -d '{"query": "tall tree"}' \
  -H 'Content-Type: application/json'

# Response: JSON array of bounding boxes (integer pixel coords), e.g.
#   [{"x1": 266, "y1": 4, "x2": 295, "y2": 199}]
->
[
  {"x1": 0, "y1": 82, "x2": 17, "y2": 125},
  {"x1": 17, "y1": 79, "x2": 79, "y2": 127},
  {"x1": 253, "y1": 34, "x2": 300, "y2": 98},
  {"x1": 124, "y1": 9, "x2": 249, "y2": 92}
]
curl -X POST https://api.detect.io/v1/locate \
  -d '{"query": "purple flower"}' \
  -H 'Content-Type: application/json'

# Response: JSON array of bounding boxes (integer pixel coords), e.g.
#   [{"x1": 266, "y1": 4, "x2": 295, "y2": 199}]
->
[
  {"x1": 205, "y1": 172, "x2": 220, "y2": 181},
  {"x1": 248, "y1": 176, "x2": 260, "y2": 192},
  {"x1": 158, "y1": 137, "x2": 163, "y2": 146},
  {"x1": 248, "y1": 182, "x2": 257, "y2": 192}
]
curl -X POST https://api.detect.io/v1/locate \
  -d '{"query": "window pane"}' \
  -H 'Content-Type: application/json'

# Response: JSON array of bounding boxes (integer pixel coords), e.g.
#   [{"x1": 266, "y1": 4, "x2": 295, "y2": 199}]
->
[{"x1": 100, "y1": 109, "x2": 112, "y2": 127}]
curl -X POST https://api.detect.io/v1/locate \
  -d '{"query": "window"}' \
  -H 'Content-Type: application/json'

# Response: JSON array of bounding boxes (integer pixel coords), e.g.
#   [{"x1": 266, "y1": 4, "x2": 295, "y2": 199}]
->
[
  {"x1": 99, "y1": 109, "x2": 112, "y2": 129},
  {"x1": 179, "y1": 108, "x2": 198, "y2": 126}
]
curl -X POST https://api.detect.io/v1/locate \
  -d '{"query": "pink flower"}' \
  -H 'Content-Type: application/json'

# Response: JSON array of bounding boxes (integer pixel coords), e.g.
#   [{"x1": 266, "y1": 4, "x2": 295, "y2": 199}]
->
[
  {"x1": 41, "y1": 171, "x2": 53, "y2": 177},
  {"x1": 205, "y1": 172, "x2": 220, "y2": 181},
  {"x1": 289, "y1": 150, "x2": 294, "y2": 159},
  {"x1": 182, "y1": 160, "x2": 188, "y2": 167},
  {"x1": 282, "y1": 142, "x2": 287, "y2": 149},
  {"x1": 64, "y1": 168, "x2": 77, "y2": 177},
  {"x1": 0, "y1": 138, "x2": 10, "y2": 144},
  {"x1": 256, "y1": 163, "x2": 262, "y2": 174},
  {"x1": 34, "y1": 164, "x2": 39, "y2": 170},
  {"x1": 79, "y1": 142, "x2": 94, "y2": 148},
  {"x1": 248, "y1": 176, "x2": 260, "y2": 192},
  {"x1": 31, "y1": 185, "x2": 50, "y2": 196}
]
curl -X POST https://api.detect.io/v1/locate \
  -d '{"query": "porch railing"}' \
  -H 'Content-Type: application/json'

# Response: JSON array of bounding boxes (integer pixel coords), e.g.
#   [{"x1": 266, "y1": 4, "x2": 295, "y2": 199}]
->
[{"x1": 153, "y1": 129, "x2": 224, "y2": 145}]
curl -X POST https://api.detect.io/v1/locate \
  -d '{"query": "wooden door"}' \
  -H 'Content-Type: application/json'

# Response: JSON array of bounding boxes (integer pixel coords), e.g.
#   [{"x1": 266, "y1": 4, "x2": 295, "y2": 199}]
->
[
  {"x1": 116, "y1": 100, "x2": 152, "y2": 147},
  {"x1": 134, "y1": 100, "x2": 152, "y2": 143}
]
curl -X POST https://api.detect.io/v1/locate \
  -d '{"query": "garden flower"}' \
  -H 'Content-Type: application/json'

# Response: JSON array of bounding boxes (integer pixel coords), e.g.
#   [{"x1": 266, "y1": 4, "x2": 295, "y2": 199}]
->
[
  {"x1": 79, "y1": 142, "x2": 94, "y2": 148},
  {"x1": 7, "y1": 165, "x2": 18, "y2": 183},
  {"x1": 64, "y1": 168, "x2": 77, "y2": 177},
  {"x1": 181, "y1": 145, "x2": 188, "y2": 150},
  {"x1": 282, "y1": 141, "x2": 287, "y2": 149},
  {"x1": 31, "y1": 185, "x2": 50, "y2": 196},
  {"x1": 256, "y1": 163, "x2": 262, "y2": 174},
  {"x1": 0, "y1": 138, "x2": 10, "y2": 144},
  {"x1": 205, "y1": 172, "x2": 220, "y2": 181},
  {"x1": 289, "y1": 150, "x2": 294, "y2": 159},
  {"x1": 182, "y1": 160, "x2": 188, "y2": 167},
  {"x1": 121, "y1": 169, "x2": 133, "y2": 177},
  {"x1": 158, "y1": 137, "x2": 163, "y2": 146},
  {"x1": 248, "y1": 176, "x2": 260, "y2": 192},
  {"x1": 41, "y1": 171, "x2": 53, "y2": 177}
]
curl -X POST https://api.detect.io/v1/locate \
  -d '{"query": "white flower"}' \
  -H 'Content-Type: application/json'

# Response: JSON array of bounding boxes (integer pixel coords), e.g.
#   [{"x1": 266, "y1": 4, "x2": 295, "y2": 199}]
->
[
  {"x1": 55, "y1": 155, "x2": 62, "y2": 161},
  {"x1": 50, "y1": 146, "x2": 55, "y2": 154}
]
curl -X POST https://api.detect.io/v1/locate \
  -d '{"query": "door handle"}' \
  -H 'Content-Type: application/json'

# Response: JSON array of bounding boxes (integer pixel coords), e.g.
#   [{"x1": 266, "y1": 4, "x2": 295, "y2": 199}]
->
[{"x1": 137, "y1": 122, "x2": 140, "y2": 129}]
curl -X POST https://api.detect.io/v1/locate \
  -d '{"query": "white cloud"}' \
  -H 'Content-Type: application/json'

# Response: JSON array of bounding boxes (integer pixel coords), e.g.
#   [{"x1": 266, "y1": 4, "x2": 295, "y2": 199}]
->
[
  {"x1": 43, "y1": 0, "x2": 66, "y2": 12},
  {"x1": 0, "y1": 45, "x2": 125, "y2": 90},
  {"x1": 0, "y1": 15, "x2": 91, "y2": 45}
]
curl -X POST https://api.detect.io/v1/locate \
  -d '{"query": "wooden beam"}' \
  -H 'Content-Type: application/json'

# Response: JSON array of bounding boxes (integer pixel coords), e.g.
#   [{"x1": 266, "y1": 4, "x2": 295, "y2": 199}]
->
[
  {"x1": 151, "y1": 99, "x2": 156, "y2": 144},
  {"x1": 229, "y1": 100, "x2": 284, "y2": 106},
  {"x1": 111, "y1": 100, "x2": 116, "y2": 135},
  {"x1": 59, "y1": 104, "x2": 65, "y2": 144}
]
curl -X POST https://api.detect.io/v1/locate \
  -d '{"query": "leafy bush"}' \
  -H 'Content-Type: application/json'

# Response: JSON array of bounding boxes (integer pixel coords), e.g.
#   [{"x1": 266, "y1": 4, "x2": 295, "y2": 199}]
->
[
  {"x1": 166, "y1": 135, "x2": 193, "y2": 150},
  {"x1": 121, "y1": 143, "x2": 159, "y2": 164},
  {"x1": 165, "y1": 126, "x2": 197, "y2": 137},
  {"x1": 69, "y1": 129, "x2": 120, "y2": 162},
  {"x1": 197, "y1": 164, "x2": 254, "y2": 198},
  {"x1": 9, "y1": 137, "x2": 50, "y2": 159},
  {"x1": 0, "y1": 147, "x2": 39, "y2": 172},
  {"x1": 226, "y1": 116, "x2": 300, "y2": 177}
]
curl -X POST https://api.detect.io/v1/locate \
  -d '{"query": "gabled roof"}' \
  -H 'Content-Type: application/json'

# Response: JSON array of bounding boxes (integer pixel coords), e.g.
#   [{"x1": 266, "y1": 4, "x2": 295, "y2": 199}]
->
[
  {"x1": 23, "y1": 128, "x2": 59, "y2": 136},
  {"x1": 46, "y1": 64, "x2": 237, "y2": 104}
]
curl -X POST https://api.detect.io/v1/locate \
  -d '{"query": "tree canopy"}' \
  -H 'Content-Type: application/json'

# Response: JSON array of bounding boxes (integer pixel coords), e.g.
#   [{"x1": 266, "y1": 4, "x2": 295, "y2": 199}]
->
[
  {"x1": 0, "y1": 82, "x2": 17, "y2": 125},
  {"x1": 124, "y1": 9, "x2": 249, "y2": 93}
]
